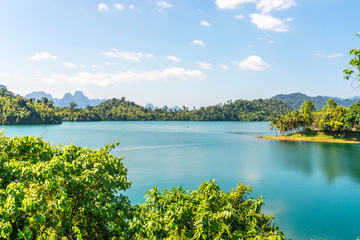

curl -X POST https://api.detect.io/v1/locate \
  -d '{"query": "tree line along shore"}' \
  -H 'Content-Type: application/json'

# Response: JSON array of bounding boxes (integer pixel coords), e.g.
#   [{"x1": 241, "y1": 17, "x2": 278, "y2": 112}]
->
[
  {"x1": 0, "y1": 88, "x2": 292, "y2": 125},
  {"x1": 265, "y1": 99, "x2": 360, "y2": 143}
]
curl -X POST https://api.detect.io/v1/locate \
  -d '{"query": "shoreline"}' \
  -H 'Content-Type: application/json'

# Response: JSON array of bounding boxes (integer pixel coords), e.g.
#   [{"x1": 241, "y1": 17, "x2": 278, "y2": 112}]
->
[{"x1": 257, "y1": 135, "x2": 360, "y2": 144}]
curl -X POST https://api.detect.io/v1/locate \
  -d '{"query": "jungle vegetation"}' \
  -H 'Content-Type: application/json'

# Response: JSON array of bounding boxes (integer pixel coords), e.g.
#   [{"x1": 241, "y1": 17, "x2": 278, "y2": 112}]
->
[
  {"x1": 0, "y1": 88, "x2": 62, "y2": 125},
  {"x1": 0, "y1": 134, "x2": 284, "y2": 239},
  {"x1": 56, "y1": 97, "x2": 293, "y2": 122},
  {"x1": 269, "y1": 99, "x2": 360, "y2": 136},
  {"x1": 0, "y1": 87, "x2": 293, "y2": 124}
]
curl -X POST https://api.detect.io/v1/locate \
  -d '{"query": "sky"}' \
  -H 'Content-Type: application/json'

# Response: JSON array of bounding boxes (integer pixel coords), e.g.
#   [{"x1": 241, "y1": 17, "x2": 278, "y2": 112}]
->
[{"x1": 0, "y1": 0, "x2": 360, "y2": 108}]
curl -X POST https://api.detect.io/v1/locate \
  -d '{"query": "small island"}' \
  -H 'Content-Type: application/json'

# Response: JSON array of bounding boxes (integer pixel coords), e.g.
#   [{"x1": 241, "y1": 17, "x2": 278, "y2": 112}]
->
[{"x1": 262, "y1": 99, "x2": 360, "y2": 144}]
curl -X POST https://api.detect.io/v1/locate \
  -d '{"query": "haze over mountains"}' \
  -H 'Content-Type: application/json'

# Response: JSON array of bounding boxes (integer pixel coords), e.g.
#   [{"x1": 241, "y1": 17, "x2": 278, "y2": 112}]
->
[
  {"x1": 2, "y1": 84, "x2": 360, "y2": 111},
  {"x1": 24, "y1": 91, "x2": 106, "y2": 109},
  {"x1": 271, "y1": 92, "x2": 360, "y2": 110}
]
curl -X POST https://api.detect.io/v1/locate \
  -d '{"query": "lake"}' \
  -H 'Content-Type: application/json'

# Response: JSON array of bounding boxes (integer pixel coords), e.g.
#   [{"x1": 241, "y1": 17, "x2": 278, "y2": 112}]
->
[{"x1": 1, "y1": 121, "x2": 360, "y2": 240}]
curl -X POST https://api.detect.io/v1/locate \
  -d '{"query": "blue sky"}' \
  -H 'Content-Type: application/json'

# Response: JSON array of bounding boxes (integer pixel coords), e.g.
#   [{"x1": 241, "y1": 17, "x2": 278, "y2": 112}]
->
[{"x1": 0, "y1": 0, "x2": 359, "y2": 107}]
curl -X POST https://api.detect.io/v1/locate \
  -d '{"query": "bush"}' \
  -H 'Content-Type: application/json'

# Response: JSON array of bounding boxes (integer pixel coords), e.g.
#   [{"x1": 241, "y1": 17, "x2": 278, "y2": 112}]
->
[
  {"x1": 131, "y1": 180, "x2": 284, "y2": 240},
  {"x1": 0, "y1": 135, "x2": 132, "y2": 239}
]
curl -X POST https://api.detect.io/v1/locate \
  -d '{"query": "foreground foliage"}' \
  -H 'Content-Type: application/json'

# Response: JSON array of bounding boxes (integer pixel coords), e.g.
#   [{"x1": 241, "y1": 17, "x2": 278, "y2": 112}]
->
[
  {"x1": 0, "y1": 135, "x2": 284, "y2": 239},
  {"x1": 0, "y1": 135, "x2": 132, "y2": 239},
  {"x1": 132, "y1": 180, "x2": 284, "y2": 240}
]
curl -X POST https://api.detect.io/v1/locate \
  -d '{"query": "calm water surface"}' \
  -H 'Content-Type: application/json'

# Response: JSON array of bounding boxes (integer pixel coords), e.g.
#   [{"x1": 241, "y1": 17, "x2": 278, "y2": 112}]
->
[{"x1": 2, "y1": 121, "x2": 360, "y2": 240}]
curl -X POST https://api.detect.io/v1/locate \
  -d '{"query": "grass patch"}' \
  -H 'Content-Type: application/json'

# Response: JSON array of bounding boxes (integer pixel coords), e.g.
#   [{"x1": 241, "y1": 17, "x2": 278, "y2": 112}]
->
[{"x1": 260, "y1": 129, "x2": 360, "y2": 144}]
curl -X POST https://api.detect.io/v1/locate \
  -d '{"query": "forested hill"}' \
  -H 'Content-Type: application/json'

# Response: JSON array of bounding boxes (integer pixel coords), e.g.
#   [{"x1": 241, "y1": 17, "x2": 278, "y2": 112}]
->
[
  {"x1": 0, "y1": 88, "x2": 62, "y2": 125},
  {"x1": 58, "y1": 98, "x2": 293, "y2": 122},
  {"x1": 271, "y1": 92, "x2": 360, "y2": 110}
]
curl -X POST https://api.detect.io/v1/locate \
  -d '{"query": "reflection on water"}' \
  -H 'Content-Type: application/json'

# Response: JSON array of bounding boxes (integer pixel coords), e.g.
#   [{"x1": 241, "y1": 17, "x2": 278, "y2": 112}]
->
[{"x1": 271, "y1": 141, "x2": 360, "y2": 184}]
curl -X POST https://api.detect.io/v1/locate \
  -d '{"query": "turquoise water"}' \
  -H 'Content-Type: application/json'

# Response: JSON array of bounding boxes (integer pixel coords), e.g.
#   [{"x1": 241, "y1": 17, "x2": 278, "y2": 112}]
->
[{"x1": 2, "y1": 121, "x2": 360, "y2": 239}]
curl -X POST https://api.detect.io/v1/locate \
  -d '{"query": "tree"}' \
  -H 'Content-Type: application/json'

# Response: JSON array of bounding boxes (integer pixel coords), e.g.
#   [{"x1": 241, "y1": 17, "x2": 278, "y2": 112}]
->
[
  {"x1": 344, "y1": 101, "x2": 360, "y2": 130},
  {"x1": 132, "y1": 180, "x2": 284, "y2": 239},
  {"x1": 300, "y1": 100, "x2": 315, "y2": 115},
  {"x1": 69, "y1": 102, "x2": 78, "y2": 111},
  {"x1": 344, "y1": 33, "x2": 360, "y2": 88},
  {"x1": 0, "y1": 135, "x2": 132, "y2": 239}
]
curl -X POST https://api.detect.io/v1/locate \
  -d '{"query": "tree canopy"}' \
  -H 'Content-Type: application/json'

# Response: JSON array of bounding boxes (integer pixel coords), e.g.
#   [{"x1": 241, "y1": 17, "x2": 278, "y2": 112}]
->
[
  {"x1": 344, "y1": 33, "x2": 360, "y2": 88},
  {"x1": 270, "y1": 99, "x2": 360, "y2": 135},
  {"x1": 0, "y1": 89, "x2": 62, "y2": 125}
]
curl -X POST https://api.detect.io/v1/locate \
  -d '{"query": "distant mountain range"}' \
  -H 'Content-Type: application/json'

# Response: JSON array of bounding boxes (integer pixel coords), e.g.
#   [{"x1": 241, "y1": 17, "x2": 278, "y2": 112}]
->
[
  {"x1": 24, "y1": 91, "x2": 106, "y2": 109},
  {"x1": 271, "y1": 92, "x2": 360, "y2": 110},
  {"x1": 2, "y1": 83, "x2": 360, "y2": 111},
  {"x1": 145, "y1": 103, "x2": 181, "y2": 111}
]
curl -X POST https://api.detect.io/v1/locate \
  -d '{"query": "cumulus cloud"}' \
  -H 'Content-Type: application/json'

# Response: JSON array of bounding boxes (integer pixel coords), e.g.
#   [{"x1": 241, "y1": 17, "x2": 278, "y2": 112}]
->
[
  {"x1": 63, "y1": 62, "x2": 76, "y2": 68},
  {"x1": 157, "y1": 1, "x2": 172, "y2": 8},
  {"x1": 44, "y1": 68, "x2": 205, "y2": 86},
  {"x1": 219, "y1": 64, "x2": 229, "y2": 69},
  {"x1": 316, "y1": 52, "x2": 343, "y2": 59},
  {"x1": 111, "y1": 68, "x2": 205, "y2": 82},
  {"x1": 215, "y1": 0, "x2": 296, "y2": 13},
  {"x1": 250, "y1": 13, "x2": 290, "y2": 32},
  {"x1": 215, "y1": 0, "x2": 256, "y2": 9},
  {"x1": 233, "y1": 56, "x2": 270, "y2": 71},
  {"x1": 47, "y1": 73, "x2": 113, "y2": 87},
  {"x1": 256, "y1": 0, "x2": 296, "y2": 14},
  {"x1": 200, "y1": 20, "x2": 211, "y2": 27},
  {"x1": 191, "y1": 39, "x2": 205, "y2": 46},
  {"x1": 156, "y1": 1, "x2": 172, "y2": 12},
  {"x1": 103, "y1": 48, "x2": 153, "y2": 61},
  {"x1": 98, "y1": 3, "x2": 109, "y2": 11},
  {"x1": 114, "y1": 3, "x2": 124, "y2": 10},
  {"x1": 167, "y1": 55, "x2": 181, "y2": 62},
  {"x1": 235, "y1": 13, "x2": 245, "y2": 19},
  {"x1": 29, "y1": 52, "x2": 58, "y2": 61},
  {"x1": 198, "y1": 62, "x2": 213, "y2": 70}
]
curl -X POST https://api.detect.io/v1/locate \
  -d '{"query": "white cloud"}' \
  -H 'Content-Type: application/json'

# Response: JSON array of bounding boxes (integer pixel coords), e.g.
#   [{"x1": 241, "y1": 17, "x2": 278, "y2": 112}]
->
[
  {"x1": 29, "y1": 52, "x2": 58, "y2": 61},
  {"x1": 167, "y1": 55, "x2": 181, "y2": 62},
  {"x1": 114, "y1": 3, "x2": 124, "y2": 10},
  {"x1": 103, "y1": 48, "x2": 153, "y2": 62},
  {"x1": 110, "y1": 68, "x2": 206, "y2": 82},
  {"x1": 316, "y1": 52, "x2": 343, "y2": 59},
  {"x1": 104, "y1": 62, "x2": 113, "y2": 65},
  {"x1": 233, "y1": 56, "x2": 270, "y2": 71},
  {"x1": 235, "y1": 13, "x2": 245, "y2": 19},
  {"x1": 219, "y1": 64, "x2": 229, "y2": 69},
  {"x1": 268, "y1": 40, "x2": 276, "y2": 43},
  {"x1": 198, "y1": 62, "x2": 213, "y2": 70},
  {"x1": 129, "y1": 4, "x2": 135, "y2": 10},
  {"x1": 45, "y1": 68, "x2": 205, "y2": 86},
  {"x1": 200, "y1": 20, "x2": 211, "y2": 27},
  {"x1": 157, "y1": 1, "x2": 172, "y2": 8},
  {"x1": 63, "y1": 62, "x2": 76, "y2": 68},
  {"x1": 256, "y1": 0, "x2": 296, "y2": 14},
  {"x1": 215, "y1": 0, "x2": 296, "y2": 13},
  {"x1": 47, "y1": 73, "x2": 113, "y2": 87},
  {"x1": 250, "y1": 13, "x2": 290, "y2": 32},
  {"x1": 91, "y1": 64, "x2": 101, "y2": 69},
  {"x1": 0, "y1": 73, "x2": 18, "y2": 78},
  {"x1": 98, "y1": 3, "x2": 109, "y2": 11},
  {"x1": 191, "y1": 39, "x2": 205, "y2": 46},
  {"x1": 215, "y1": 0, "x2": 256, "y2": 9}
]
